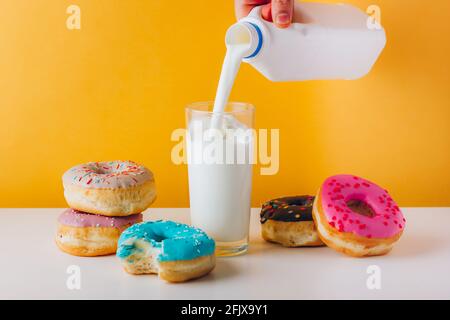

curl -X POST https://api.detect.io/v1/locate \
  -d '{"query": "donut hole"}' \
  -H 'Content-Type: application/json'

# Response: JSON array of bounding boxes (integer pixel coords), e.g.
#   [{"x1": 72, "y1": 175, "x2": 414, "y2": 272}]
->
[
  {"x1": 91, "y1": 166, "x2": 109, "y2": 174},
  {"x1": 285, "y1": 196, "x2": 314, "y2": 207},
  {"x1": 346, "y1": 199, "x2": 376, "y2": 218},
  {"x1": 152, "y1": 234, "x2": 167, "y2": 243}
]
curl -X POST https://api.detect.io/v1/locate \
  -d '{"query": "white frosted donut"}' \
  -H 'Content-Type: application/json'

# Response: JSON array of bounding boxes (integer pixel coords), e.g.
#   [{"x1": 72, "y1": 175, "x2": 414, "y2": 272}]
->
[{"x1": 62, "y1": 160, "x2": 156, "y2": 216}]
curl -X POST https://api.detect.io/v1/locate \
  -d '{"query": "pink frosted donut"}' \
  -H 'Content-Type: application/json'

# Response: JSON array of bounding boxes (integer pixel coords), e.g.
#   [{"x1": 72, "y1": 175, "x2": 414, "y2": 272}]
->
[
  {"x1": 55, "y1": 208, "x2": 143, "y2": 256},
  {"x1": 312, "y1": 174, "x2": 405, "y2": 257}
]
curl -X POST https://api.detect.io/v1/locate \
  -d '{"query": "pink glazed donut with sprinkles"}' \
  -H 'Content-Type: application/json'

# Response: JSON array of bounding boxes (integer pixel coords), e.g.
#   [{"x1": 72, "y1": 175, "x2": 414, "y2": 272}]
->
[
  {"x1": 56, "y1": 209, "x2": 143, "y2": 256},
  {"x1": 312, "y1": 174, "x2": 405, "y2": 257},
  {"x1": 63, "y1": 161, "x2": 156, "y2": 216}
]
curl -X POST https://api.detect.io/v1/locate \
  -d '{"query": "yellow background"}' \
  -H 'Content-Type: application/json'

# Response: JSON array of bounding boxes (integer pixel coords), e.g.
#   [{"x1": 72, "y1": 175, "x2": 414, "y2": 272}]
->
[{"x1": 0, "y1": 0, "x2": 449, "y2": 208}]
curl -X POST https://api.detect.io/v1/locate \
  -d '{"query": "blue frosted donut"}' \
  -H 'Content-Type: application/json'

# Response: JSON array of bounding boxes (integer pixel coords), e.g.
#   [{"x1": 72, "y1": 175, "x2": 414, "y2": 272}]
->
[{"x1": 116, "y1": 220, "x2": 216, "y2": 282}]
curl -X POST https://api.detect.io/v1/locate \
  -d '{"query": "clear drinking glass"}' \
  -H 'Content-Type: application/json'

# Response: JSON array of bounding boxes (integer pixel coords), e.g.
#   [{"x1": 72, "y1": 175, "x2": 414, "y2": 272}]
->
[{"x1": 186, "y1": 101, "x2": 255, "y2": 256}]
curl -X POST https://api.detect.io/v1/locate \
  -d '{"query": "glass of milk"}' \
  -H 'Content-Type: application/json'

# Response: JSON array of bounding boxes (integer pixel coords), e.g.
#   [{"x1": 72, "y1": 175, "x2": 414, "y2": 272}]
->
[{"x1": 186, "y1": 101, "x2": 254, "y2": 256}]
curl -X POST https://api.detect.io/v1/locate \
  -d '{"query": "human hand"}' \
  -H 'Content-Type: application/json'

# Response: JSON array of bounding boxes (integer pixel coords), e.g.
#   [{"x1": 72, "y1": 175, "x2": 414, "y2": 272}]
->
[{"x1": 234, "y1": 0, "x2": 294, "y2": 28}]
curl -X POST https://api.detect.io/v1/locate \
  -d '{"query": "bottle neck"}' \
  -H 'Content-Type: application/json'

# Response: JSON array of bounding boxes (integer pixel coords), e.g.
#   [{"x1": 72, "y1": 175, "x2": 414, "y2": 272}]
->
[
  {"x1": 243, "y1": 23, "x2": 263, "y2": 59},
  {"x1": 225, "y1": 22, "x2": 263, "y2": 59}
]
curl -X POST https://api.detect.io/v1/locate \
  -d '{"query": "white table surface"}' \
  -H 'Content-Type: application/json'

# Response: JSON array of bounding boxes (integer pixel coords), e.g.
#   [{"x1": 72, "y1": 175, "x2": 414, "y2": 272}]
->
[{"x1": 0, "y1": 208, "x2": 449, "y2": 300}]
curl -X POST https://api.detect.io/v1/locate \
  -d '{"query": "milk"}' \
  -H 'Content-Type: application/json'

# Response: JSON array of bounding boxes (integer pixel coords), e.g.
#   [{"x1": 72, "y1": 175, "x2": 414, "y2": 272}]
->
[
  {"x1": 187, "y1": 115, "x2": 253, "y2": 242},
  {"x1": 187, "y1": 111, "x2": 254, "y2": 246},
  {"x1": 186, "y1": 20, "x2": 255, "y2": 249},
  {"x1": 210, "y1": 23, "x2": 254, "y2": 127},
  {"x1": 212, "y1": 28, "x2": 250, "y2": 114},
  {"x1": 188, "y1": 160, "x2": 252, "y2": 242}
]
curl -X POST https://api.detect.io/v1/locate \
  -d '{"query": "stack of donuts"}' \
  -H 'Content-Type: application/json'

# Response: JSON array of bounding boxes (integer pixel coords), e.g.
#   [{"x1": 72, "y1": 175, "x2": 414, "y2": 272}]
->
[
  {"x1": 56, "y1": 160, "x2": 216, "y2": 282},
  {"x1": 56, "y1": 160, "x2": 157, "y2": 257},
  {"x1": 260, "y1": 174, "x2": 406, "y2": 257}
]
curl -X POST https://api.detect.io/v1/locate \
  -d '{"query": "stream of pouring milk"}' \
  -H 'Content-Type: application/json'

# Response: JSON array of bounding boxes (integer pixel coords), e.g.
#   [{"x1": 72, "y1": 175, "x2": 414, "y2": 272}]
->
[
  {"x1": 187, "y1": 26, "x2": 254, "y2": 243},
  {"x1": 212, "y1": 45, "x2": 248, "y2": 114},
  {"x1": 211, "y1": 25, "x2": 252, "y2": 125}
]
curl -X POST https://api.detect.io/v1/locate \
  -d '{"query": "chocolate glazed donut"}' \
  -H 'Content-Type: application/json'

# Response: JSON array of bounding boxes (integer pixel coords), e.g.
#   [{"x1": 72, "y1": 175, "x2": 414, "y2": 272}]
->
[{"x1": 260, "y1": 196, "x2": 324, "y2": 247}]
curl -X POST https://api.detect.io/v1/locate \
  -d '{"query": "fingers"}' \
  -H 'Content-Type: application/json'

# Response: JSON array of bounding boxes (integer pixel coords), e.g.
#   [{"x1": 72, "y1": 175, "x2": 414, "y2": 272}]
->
[
  {"x1": 271, "y1": 0, "x2": 294, "y2": 28},
  {"x1": 234, "y1": 0, "x2": 293, "y2": 28},
  {"x1": 234, "y1": 0, "x2": 270, "y2": 20},
  {"x1": 260, "y1": 3, "x2": 273, "y2": 22}
]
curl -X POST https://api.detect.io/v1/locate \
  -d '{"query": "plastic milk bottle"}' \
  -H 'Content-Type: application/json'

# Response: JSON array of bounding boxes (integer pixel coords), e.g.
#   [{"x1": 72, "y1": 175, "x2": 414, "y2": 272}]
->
[{"x1": 224, "y1": 1, "x2": 386, "y2": 82}]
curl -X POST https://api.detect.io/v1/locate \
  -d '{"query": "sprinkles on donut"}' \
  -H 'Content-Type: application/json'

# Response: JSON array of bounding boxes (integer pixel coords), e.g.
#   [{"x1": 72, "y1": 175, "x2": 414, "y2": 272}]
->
[
  {"x1": 57, "y1": 160, "x2": 156, "y2": 257},
  {"x1": 117, "y1": 220, "x2": 216, "y2": 282},
  {"x1": 62, "y1": 160, "x2": 156, "y2": 216},
  {"x1": 56, "y1": 208, "x2": 143, "y2": 256},
  {"x1": 260, "y1": 196, "x2": 324, "y2": 247},
  {"x1": 313, "y1": 174, "x2": 406, "y2": 257}
]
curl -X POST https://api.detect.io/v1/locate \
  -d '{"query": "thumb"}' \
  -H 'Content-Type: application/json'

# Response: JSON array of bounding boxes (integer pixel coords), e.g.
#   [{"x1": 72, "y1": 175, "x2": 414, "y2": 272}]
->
[{"x1": 271, "y1": 0, "x2": 294, "y2": 28}]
